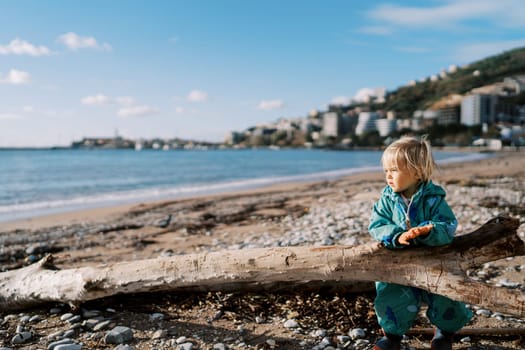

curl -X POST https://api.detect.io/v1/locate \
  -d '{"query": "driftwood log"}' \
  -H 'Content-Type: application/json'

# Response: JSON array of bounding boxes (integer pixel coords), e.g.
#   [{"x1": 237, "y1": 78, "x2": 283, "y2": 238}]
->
[{"x1": 0, "y1": 216, "x2": 523, "y2": 317}]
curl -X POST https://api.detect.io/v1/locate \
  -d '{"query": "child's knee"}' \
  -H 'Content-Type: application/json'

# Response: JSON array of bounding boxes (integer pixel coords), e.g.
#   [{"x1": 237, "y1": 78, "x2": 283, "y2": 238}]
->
[{"x1": 427, "y1": 301, "x2": 472, "y2": 332}]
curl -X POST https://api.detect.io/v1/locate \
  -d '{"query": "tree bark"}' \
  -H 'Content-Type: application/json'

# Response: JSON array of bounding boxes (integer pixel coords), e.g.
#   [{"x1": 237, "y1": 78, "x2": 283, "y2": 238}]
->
[{"x1": 0, "y1": 216, "x2": 523, "y2": 316}]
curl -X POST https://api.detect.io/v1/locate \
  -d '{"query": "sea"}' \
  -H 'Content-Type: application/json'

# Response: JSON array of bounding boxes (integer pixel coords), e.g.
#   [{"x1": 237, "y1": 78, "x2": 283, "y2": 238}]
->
[{"x1": 0, "y1": 148, "x2": 490, "y2": 223}]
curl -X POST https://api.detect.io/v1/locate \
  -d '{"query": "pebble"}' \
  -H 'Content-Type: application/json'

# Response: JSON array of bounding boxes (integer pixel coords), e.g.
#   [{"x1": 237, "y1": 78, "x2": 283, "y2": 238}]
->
[
  {"x1": 48, "y1": 338, "x2": 74, "y2": 350},
  {"x1": 460, "y1": 336, "x2": 472, "y2": 343},
  {"x1": 283, "y1": 319, "x2": 299, "y2": 328},
  {"x1": 54, "y1": 344, "x2": 82, "y2": 350},
  {"x1": 149, "y1": 312, "x2": 164, "y2": 321},
  {"x1": 60, "y1": 313, "x2": 75, "y2": 322},
  {"x1": 349, "y1": 328, "x2": 366, "y2": 339},
  {"x1": 152, "y1": 329, "x2": 167, "y2": 339},
  {"x1": 93, "y1": 319, "x2": 112, "y2": 331},
  {"x1": 177, "y1": 343, "x2": 193, "y2": 350},
  {"x1": 11, "y1": 331, "x2": 32, "y2": 344},
  {"x1": 476, "y1": 309, "x2": 492, "y2": 317},
  {"x1": 81, "y1": 309, "x2": 101, "y2": 318},
  {"x1": 113, "y1": 345, "x2": 133, "y2": 350},
  {"x1": 105, "y1": 326, "x2": 134, "y2": 344}
]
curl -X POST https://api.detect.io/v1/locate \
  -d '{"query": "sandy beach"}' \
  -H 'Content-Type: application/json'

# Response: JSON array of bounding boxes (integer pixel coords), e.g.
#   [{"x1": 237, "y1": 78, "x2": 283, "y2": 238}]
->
[{"x1": 0, "y1": 150, "x2": 524, "y2": 350}]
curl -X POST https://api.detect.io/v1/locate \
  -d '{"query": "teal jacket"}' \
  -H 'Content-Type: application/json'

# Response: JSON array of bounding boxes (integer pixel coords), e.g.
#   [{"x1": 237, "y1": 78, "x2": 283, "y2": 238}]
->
[{"x1": 368, "y1": 181, "x2": 457, "y2": 249}]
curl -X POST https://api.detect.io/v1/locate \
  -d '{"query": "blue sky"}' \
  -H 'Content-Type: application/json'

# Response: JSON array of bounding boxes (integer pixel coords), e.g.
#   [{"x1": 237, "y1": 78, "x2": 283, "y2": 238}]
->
[{"x1": 1, "y1": 0, "x2": 524, "y2": 147}]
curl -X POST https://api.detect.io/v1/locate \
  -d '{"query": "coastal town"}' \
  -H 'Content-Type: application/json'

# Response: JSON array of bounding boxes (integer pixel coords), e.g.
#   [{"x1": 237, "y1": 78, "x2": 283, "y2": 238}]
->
[
  {"x1": 72, "y1": 73, "x2": 525, "y2": 152},
  {"x1": 70, "y1": 49, "x2": 525, "y2": 151}
]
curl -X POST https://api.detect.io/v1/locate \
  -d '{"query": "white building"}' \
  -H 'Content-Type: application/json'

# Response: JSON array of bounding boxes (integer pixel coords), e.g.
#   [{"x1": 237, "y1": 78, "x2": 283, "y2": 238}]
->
[
  {"x1": 355, "y1": 112, "x2": 379, "y2": 136},
  {"x1": 461, "y1": 94, "x2": 496, "y2": 126},
  {"x1": 322, "y1": 112, "x2": 340, "y2": 137},
  {"x1": 375, "y1": 118, "x2": 397, "y2": 137}
]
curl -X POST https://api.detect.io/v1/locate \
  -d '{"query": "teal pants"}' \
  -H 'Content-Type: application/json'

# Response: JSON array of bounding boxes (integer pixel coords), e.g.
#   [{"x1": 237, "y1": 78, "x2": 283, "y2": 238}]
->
[{"x1": 375, "y1": 282, "x2": 473, "y2": 336}]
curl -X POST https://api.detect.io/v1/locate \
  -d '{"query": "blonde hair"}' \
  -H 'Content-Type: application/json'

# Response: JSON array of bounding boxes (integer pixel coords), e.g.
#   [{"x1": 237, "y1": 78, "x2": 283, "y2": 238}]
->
[{"x1": 381, "y1": 136, "x2": 436, "y2": 182}]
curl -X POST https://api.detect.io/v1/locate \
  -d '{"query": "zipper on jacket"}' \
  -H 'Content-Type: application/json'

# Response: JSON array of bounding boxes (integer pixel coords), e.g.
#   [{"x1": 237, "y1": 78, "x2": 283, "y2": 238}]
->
[{"x1": 401, "y1": 195, "x2": 413, "y2": 229}]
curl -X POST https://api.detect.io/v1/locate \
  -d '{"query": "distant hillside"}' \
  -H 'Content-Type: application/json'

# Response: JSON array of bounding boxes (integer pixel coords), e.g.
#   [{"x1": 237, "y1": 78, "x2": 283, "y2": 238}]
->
[{"x1": 380, "y1": 46, "x2": 525, "y2": 117}]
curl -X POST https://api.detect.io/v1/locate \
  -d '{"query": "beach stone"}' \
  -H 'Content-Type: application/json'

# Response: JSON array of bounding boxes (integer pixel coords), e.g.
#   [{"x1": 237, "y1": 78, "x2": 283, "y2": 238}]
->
[
  {"x1": 54, "y1": 344, "x2": 82, "y2": 350},
  {"x1": 105, "y1": 326, "x2": 133, "y2": 344},
  {"x1": 318, "y1": 337, "x2": 331, "y2": 348},
  {"x1": 81, "y1": 309, "x2": 101, "y2": 318},
  {"x1": 47, "y1": 330, "x2": 65, "y2": 340},
  {"x1": 93, "y1": 319, "x2": 112, "y2": 331},
  {"x1": 62, "y1": 329, "x2": 76, "y2": 338},
  {"x1": 11, "y1": 331, "x2": 32, "y2": 344},
  {"x1": 48, "y1": 338, "x2": 74, "y2": 350},
  {"x1": 29, "y1": 314, "x2": 42, "y2": 323},
  {"x1": 50, "y1": 308, "x2": 62, "y2": 315},
  {"x1": 177, "y1": 342, "x2": 193, "y2": 350},
  {"x1": 312, "y1": 329, "x2": 327, "y2": 337},
  {"x1": 460, "y1": 336, "x2": 471, "y2": 343},
  {"x1": 82, "y1": 318, "x2": 102, "y2": 330},
  {"x1": 150, "y1": 312, "x2": 164, "y2": 321},
  {"x1": 113, "y1": 345, "x2": 133, "y2": 350},
  {"x1": 152, "y1": 329, "x2": 167, "y2": 339},
  {"x1": 337, "y1": 335, "x2": 350, "y2": 344},
  {"x1": 176, "y1": 336, "x2": 188, "y2": 344},
  {"x1": 19, "y1": 315, "x2": 31, "y2": 324},
  {"x1": 349, "y1": 328, "x2": 366, "y2": 339},
  {"x1": 212, "y1": 343, "x2": 227, "y2": 350},
  {"x1": 476, "y1": 309, "x2": 491, "y2": 317},
  {"x1": 66, "y1": 315, "x2": 82, "y2": 324},
  {"x1": 283, "y1": 319, "x2": 299, "y2": 328},
  {"x1": 60, "y1": 313, "x2": 74, "y2": 321}
]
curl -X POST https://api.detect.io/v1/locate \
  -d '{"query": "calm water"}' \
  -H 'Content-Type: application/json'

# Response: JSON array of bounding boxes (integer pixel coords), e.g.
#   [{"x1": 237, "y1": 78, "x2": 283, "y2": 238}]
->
[{"x1": 0, "y1": 149, "x2": 488, "y2": 222}]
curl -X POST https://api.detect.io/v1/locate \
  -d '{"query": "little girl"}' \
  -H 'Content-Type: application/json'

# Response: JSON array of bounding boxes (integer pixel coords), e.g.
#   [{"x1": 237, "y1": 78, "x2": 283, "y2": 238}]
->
[{"x1": 368, "y1": 136, "x2": 472, "y2": 350}]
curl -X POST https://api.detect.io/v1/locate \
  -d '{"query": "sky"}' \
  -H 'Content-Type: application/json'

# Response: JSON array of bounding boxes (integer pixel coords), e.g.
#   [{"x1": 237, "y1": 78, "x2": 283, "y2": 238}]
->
[{"x1": 0, "y1": 0, "x2": 524, "y2": 147}]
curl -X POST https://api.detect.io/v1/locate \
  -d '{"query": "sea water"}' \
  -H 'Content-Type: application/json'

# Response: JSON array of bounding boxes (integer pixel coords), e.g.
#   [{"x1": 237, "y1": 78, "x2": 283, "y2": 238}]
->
[{"x1": 0, "y1": 148, "x2": 489, "y2": 223}]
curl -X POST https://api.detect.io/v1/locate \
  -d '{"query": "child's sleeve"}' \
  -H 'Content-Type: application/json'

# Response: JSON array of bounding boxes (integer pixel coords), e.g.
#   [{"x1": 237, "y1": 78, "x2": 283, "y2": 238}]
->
[
  {"x1": 414, "y1": 195, "x2": 457, "y2": 246},
  {"x1": 368, "y1": 196, "x2": 406, "y2": 249}
]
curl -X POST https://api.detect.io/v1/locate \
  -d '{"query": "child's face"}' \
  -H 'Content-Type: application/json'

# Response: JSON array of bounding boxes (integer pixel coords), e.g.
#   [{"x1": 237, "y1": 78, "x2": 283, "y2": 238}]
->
[{"x1": 383, "y1": 161, "x2": 420, "y2": 198}]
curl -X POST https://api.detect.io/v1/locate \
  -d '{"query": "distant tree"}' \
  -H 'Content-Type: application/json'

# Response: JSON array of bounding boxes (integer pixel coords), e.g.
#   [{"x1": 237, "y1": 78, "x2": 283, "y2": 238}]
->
[{"x1": 357, "y1": 131, "x2": 382, "y2": 147}]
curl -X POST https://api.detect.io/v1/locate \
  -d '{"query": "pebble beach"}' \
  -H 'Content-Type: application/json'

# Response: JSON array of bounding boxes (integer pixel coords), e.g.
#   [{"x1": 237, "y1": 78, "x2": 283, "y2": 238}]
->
[{"x1": 0, "y1": 150, "x2": 524, "y2": 350}]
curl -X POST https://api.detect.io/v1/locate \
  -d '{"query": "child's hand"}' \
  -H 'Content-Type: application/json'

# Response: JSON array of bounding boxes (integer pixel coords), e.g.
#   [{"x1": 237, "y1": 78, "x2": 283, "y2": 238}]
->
[{"x1": 398, "y1": 224, "x2": 434, "y2": 245}]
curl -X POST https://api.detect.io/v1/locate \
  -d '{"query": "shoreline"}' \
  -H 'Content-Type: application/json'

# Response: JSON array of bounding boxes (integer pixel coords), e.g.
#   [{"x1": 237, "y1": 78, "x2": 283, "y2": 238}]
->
[
  {"x1": 0, "y1": 149, "x2": 520, "y2": 233},
  {"x1": 2, "y1": 149, "x2": 485, "y2": 225}
]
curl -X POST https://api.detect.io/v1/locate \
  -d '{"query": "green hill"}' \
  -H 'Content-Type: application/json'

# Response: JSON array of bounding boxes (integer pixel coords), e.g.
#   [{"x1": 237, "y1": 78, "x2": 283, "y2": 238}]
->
[{"x1": 380, "y1": 46, "x2": 525, "y2": 117}]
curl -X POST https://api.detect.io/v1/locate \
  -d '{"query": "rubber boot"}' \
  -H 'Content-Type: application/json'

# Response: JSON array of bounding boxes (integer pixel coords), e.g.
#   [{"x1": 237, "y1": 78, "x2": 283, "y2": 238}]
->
[
  {"x1": 374, "y1": 331, "x2": 402, "y2": 350},
  {"x1": 430, "y1": 328, "x2": 454, "y2": 350}
]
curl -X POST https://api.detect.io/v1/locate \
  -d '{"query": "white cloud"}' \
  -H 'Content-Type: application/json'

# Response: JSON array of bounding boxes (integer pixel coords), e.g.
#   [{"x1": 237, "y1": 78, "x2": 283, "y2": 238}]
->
[
  {"x1": 257, "y1": 99, "x2": 285, "y2": 110},
  {"x1": 0, "y1": 113, "x2": 20, "y2": 120},
  {"x1": 22, "y1": 106, "x2": 34, "y2": 113},
  {"x1": 81, "y1": 93, "x2": 157, "y2": 117},
  {"x1": 187, "y1": 90, "x2": 208, "y2": 102},
  {"x1": 0, "y1": 38, "x2": 51, "y2": 56},
  {"x1": 353, "y1": 88, "x2": 377, "y2": 103},
  {"x1": 81, "y1": 94, "x2": 112, "y2": 105},
  {"x1": 453, "y1": 40, "x2": 525, "y2": 63},
  {"x1": 0, "y1": 69, "x2": 31, "y2": 85},
  {"x1": 118, "y1": 105, "x2": 158, "y2": 117},
  {"x1": 175, "y1": 107, "x2": 185, "y2": 114},
  {"x1": 368, "y1": 0, "x2": 525, "y2": 29},
  {"x1": 57, "y1": 32, "x2": 112, "y2": 51},
  {"x1": 331, "y1": 96, "x2": 351, "y2": 106}
]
